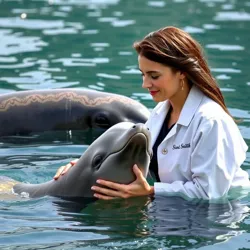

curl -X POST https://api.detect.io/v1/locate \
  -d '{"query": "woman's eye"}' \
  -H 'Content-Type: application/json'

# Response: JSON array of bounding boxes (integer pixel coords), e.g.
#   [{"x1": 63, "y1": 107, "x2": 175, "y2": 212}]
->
[{"x1": 151, "y1": 75, "x2": 159, "y2": 80}]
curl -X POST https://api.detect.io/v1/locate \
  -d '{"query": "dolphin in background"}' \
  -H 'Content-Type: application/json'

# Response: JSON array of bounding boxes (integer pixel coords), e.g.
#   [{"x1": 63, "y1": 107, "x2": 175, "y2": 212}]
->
[{"x1": 0, "y1": 89, "x2": 150, "y2": 136}]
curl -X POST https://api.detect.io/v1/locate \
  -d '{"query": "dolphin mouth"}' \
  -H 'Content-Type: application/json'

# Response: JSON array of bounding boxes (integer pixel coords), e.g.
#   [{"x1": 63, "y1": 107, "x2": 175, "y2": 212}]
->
[
  {"x1": 95, "y1": 131, "x2": 151, "y2": 183},
  {"x1": 106, "y1": 131, "x2": 152, "y2": 160}
]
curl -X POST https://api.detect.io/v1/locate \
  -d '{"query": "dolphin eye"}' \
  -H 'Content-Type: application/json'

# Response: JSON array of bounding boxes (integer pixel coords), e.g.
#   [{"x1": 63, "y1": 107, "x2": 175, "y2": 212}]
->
[
  {"x1": 92, "y1": 155, "x2": 103, "y2": 170},
  {"x1": 94, "y1": 113, "x2": 111, "y2": 128}
]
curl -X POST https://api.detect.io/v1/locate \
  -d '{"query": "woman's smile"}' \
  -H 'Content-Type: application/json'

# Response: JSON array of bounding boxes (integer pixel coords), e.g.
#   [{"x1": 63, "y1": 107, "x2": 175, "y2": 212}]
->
[{"x1": 149, "y1": 90, "x2": 159, "y2": 96}]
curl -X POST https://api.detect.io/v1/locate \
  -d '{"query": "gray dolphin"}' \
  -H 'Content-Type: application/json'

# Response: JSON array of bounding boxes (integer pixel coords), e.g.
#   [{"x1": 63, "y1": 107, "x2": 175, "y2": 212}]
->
[
  {"x1": 0, "y1": 89, "x2": 150, "y2": 136},
  {"x1": 12, "y1": 122, "x2": 152, "y2": 199}
]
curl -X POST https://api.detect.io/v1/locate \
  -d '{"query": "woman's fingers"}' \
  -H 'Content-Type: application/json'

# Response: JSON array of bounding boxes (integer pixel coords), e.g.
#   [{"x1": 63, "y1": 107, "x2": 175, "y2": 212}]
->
[
  {"x1": 95, "y1": 179, "x2": 126, "y2": 192},
  {"x1": 53, "y1": 165, "x2": 66, "y2": 180},
  {"x1": 70, "y1": 159, "x2": 78, "y2": 166},
  {"x1": 61, "y1": 163, "x2": 73, "y2": 175},
  {"x1": 53, "y1": 160, "x2": 76, "y2": 180},
  {"x1": 90, "y1": 164, "x2": 152, "y2": 200},
  {"x1": 133, "y1": 164, "x2": 144, "y2": 179},
  {"x1": 91, "y1": 185, "x2": 121, "y2": 197},
  {"x1": 91, "y1": 185, "x2": 129, "y2": 199}
]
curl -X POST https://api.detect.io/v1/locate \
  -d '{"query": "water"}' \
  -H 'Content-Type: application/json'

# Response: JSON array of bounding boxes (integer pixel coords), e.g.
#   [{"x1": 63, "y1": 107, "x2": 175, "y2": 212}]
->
[{"x1": 0, "y1": 0, "x2": 250, "y2": 249}]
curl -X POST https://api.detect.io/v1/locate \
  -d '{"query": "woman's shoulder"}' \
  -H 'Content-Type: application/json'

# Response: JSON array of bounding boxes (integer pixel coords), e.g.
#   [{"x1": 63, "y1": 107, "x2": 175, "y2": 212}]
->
[
  {"x1": 196, "y1": 94, "x2": 231, "y2": 122},
  {"x1": 186, "y1": 90, "x2": 240, "y2": 136},
  {"x1": 194, "y1": 97, "x2": 248, "y2": 151}
]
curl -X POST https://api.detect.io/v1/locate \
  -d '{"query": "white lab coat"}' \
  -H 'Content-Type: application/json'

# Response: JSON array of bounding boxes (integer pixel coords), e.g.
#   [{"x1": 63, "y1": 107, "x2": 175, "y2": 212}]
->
[{"x1": 146, "y1": 85, "x2": 250, "y2": 200}]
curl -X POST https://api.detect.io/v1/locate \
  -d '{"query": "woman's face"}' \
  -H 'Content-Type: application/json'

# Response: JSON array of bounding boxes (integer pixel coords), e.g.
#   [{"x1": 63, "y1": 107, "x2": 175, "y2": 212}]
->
[{"x1": 138, "y1": 55, "x2": 183, "y2": 103}]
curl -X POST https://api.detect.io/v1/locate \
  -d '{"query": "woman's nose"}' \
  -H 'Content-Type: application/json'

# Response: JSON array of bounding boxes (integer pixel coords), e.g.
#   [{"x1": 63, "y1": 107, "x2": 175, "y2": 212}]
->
[{"x1": 142, "y1": 77, "x2": 152, "y2": 89}]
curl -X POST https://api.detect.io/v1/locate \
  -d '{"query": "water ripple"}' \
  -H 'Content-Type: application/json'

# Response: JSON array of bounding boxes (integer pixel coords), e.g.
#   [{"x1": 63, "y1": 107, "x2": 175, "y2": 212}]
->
[
  {"x1": 48, "y1": 0, "x2": 120, "y2": 7},
  {"x1": 97, "y1": 73, "x2": 121, "y2": 80},
  {"x1": 217, "y1": 75, "x2": 232, "y2": 80},
  {"x1": 0, "y1": 30, "x2": 47, "y2": 56},
  {"x1": 228, "y1": 108, "x2": 250, "y2": 119},
  {"x1": 52, "y1": 57, "x2": 109, "y2": 67},
  {"x1": 211, "y1": 68, "x2": 241, "y2": 73},
  {"x1": 12, "y1": 9, "x2": 38, "y2": 14},
  {"x1": 121, "y1": 68, "x2": 140, "y2": 75},
  {"x1": 215, "y1": 11, "x2": 250, "y2": 21},
  {"x1": 43, "y1": 27, "x2": 79, "y2": 35},
  {"x1": 111, "y1": 19, "x2": 135, "y2": 27},
  {"x1": 203, "y1": 24, "x2": 220, "y2": 30},
  {"x1": 183, "y1": 26, "x2": 205, "y2": 33},
  {"x1": 206, "y1": 44, "x2": 244, "y2": 51},
  {"x1": 0, "y1": 17, "x2": 65, "y2": 29},
  {"x1": 0, "y1": 58, "x2": 36, "y2": 69},
  {"x1": 0, "y1": 56, "x2": 17, "y2": 63},
  {"x1": 148, "y1": 1, "x2": 166, "y2": 7}
]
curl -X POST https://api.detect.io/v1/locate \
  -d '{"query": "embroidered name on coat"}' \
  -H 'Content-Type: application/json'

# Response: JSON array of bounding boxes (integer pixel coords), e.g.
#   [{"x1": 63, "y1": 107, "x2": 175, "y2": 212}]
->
[{"x1": 172, "y1": 143, "x2": 190, "y2": 150}]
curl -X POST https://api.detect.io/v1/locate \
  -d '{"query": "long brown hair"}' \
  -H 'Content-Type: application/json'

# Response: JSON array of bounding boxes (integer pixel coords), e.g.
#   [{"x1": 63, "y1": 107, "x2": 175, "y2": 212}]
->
[{"x1": 133, "y1": 26, "x2": 231, "y2": 117}]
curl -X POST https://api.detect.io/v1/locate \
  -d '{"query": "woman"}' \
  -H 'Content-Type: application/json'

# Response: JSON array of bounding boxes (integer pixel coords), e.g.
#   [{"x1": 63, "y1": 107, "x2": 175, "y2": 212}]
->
[{"x1": 54, "y1": 26, "x2": 250, "y2": 200}]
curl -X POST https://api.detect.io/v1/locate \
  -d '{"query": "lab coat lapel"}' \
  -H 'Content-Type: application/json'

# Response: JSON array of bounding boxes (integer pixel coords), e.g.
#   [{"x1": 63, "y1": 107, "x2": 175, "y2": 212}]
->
[
  {"x1": 150, "y1": 101, "x2": 170, "y2": 146},
  {"x1": 149, "y1": 85, "x2": 204, "y2": 146},
  {"x1": 163, "y1": 123, "x2": 177, "y2": 142},
  {"x1": 161, "y1": 85, "x2": 203, "y2": 143},
  {"x1": 177, "y1": 85, "x2": 204, "y2": 127}
]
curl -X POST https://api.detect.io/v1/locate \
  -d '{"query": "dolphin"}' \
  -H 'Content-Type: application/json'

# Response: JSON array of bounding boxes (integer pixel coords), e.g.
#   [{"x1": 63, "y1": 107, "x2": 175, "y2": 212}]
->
[
  {"x1": 0, "y1": 89, "x2": 150, "y2": 136},
  {"x1": 11, "y1": 122, "x2": 152, "y2": 199}
]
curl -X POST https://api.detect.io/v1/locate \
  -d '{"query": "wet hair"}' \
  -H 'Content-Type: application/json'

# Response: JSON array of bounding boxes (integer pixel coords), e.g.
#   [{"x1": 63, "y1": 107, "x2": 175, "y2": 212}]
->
[{"x1": 133, "y1": 26, "x2": 231, "y2": 117}]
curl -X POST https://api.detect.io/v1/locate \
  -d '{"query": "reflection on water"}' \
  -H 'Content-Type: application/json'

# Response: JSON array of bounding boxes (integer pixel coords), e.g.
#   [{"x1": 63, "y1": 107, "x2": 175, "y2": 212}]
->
[
  {"x1": 0, "y1": 29, "x2": 47, "y2": 56},
  {"x1": 54, "y1": 196, "x2": 250, "y2": 240},
  {"x1": 0, "y1": 129, "x2": 104, "y2": 147},
  {"x1": 214, "y1": 11, "x2": 250, "y2": 21},
  {"x1": 149, "y1": 196, "x2": 249, "y2": 239},
  {"x1": 0, "y1": 194, "x2": 249, "y2": 249}
]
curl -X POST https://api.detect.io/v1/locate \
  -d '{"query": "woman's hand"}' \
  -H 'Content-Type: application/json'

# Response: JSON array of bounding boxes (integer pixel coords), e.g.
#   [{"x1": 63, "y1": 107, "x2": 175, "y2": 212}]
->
[
  {"x1": 91, "y1": 164, "x2": 154, "y2": 200},
  {"x1": 53, "y1": 159, "x2": 78, "y2": 180}
]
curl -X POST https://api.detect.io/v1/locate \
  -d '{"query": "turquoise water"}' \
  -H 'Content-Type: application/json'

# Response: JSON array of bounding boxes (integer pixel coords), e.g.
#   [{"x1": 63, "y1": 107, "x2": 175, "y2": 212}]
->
[{"x1": 0, "y1": 0, "x2": 250, "y2": 249}]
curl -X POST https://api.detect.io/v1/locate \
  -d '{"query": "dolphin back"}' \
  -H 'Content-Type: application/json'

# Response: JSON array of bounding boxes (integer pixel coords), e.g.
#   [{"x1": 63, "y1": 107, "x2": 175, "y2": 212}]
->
[{"x1": 0, "y1": 89, "x2": 150, "y2": 136}]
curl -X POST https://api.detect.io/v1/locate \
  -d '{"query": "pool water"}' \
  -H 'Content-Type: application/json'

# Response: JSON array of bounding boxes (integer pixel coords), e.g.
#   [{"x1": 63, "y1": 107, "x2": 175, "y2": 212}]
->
[{"x1": 0, "y1": 0, "x2": 250, "y2": 249}]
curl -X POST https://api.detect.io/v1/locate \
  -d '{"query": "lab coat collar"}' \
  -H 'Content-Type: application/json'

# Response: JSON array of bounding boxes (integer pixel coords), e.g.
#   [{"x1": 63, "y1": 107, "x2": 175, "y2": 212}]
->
[
  {"x1": 149, "y1": 101, "x2": 170, "y2": 146},
  {"x1": 149, "y1": 85, "x2": 204, "y2": 145},
  {"x1": 177, "y1": 85, "x2": 204, "y2": 127},
  {"x1": 155, "y1": 99, "x2": 171, "y2": 116},
  {"x1": 154, "y1": 85, "x2": 204, "y2": 127}
]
